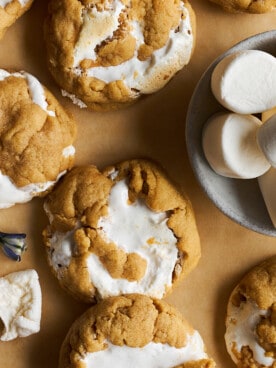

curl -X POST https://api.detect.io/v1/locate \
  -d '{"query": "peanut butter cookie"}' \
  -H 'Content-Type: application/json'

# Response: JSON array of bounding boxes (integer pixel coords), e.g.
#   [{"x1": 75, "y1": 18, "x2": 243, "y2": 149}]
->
[
  {"x1": 43, "y1": 159, "x2": 201, "y2": 303},
  {"x1": 0, "y1": 69, "x2": 76, "y2": 208},
  {"x1": 0, "y1": 0, "x2": 34, "y2": 39},
  {"x1": 58, "y1": 294, "x2": 216, "y2": 368},
  {"x1": 225, "y1": 256, "x2": 276, "y2": 368},
  {"x1": 44, "y1": 0, "x2": 196, "y2": 111},
  {"x1": 209, "y1": 0, "x2": 275, "y2": 13}
]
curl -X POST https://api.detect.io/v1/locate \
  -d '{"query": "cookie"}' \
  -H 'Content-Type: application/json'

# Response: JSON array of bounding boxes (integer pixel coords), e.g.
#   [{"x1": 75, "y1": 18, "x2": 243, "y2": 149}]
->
[
  {"x1": 44, "y1": 0, "x2": 196, "y2": 111},
  {"x1": 209, "y1": 0, "x2": 275, "y2": 13},
  {"x1": 0, "y1": 0, "x2": 34, "y2": 39},
  {"x1": 0, "y1": 69, "x2": 77, "y2": 208},
  {"x1": 0, "y1": 269, "x2": 41, "y2": 341},
  {"x1": 225, "y1": 256, "x2": 276, "y2": 368},
  {"x1": 58, "y1": 294, "x2": 216, "y2": 368},
  {"x1": 43, "y1": 159, "x2": 201, "y2": 303}
]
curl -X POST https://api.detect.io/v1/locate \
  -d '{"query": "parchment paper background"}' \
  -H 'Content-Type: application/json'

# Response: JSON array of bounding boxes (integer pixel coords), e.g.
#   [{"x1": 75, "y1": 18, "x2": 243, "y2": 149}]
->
[{"x1": 0, "y1": 1, "x2": 275, "y2": 367}]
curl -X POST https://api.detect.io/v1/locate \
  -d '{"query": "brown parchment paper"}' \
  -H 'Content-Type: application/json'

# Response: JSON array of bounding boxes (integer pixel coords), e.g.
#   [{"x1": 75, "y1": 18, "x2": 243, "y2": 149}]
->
[{"x1": 0, "y1": 1, "x2": 276, "y2": 367}]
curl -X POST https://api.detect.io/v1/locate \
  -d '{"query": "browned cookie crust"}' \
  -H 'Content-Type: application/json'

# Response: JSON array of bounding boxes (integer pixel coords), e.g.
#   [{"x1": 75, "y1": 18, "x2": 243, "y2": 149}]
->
[
  {"x1": 43, "y1": 159, "x2": 201, "y2": 303},
  {"x1": 58, "y1": 294, "x2": 216, "y2": 368},
  {"x1": 0, "y1": 0, "x2": 34, "y2": 39},
  {"x1": 44, "y1": 0, "x2": 196, "y2": 111},
  {"x1": 209, "y1": 0, "x2": 275, "y2": 13}
]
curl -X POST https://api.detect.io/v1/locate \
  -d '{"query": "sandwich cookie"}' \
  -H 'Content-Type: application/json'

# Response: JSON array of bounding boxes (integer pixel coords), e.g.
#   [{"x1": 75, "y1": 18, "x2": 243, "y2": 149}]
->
[
  {"x1": 0, "y1": 69, "x2": 77, "y2": 208},
  {"x1": 43, "y1": 159, "x2": 201, "y2": 303},
  {"x1": 58, "y1": 294, "x2": 216, "y2": 368},
  {"x1": 44, "y1": 0, "x2": 196, "y2": 111}
]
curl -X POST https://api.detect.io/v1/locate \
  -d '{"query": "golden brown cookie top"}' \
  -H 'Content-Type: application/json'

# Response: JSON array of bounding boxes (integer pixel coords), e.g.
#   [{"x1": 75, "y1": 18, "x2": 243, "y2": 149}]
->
[
  {"x1": 225, "y1": 256, "x2": 276, "y2": 368},
  {"x1": 58, "y1": 294, "x2": 216, "y2": 368},
  {"x1": 209, "y1": 0, "x2": 275, "y2": 13},
  {"x1": 0, "y1": 69, "x2": 76, "y2": 207},
  {"x1": 0, "y1": 0, "x2": 34, "y2": 39},
  {"x1": 43, "y1": 159, "x2": 201, "y2": 303},
  {"x1": 44, "y1": 0, "x2": 196, "y2": 111}
]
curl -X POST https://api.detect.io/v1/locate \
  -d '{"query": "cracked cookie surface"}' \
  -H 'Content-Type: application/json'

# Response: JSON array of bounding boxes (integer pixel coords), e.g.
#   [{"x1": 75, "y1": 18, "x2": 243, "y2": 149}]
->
[
  {"x1": 209, "y1": 0, "x2": 275, "y2": 13},
  {"x1": 58, "y1": 294, "x2": 216, "y2": 368},
  {"x1": 225, "y1": 256, "x2": 276, "y2": 368},
  {"x1": 43, "y1": 159, "x2": 201, "y2": 303},
  {"x1": 0, "y1": 69, "x2": 77, "y2": 208},
  {"x1": 0, "y1": 0, "x2": 34, "y2": 39},
  {"x1": 44, "y1": 0, "x2": 196, "y2": 111}
]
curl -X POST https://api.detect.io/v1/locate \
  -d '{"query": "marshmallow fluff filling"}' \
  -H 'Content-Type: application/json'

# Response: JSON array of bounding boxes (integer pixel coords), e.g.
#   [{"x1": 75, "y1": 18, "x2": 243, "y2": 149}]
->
[
  {"x1": 81, "y1": 331, "x2": 208, "y2": 368},
  {"x1": 72, "y1": 0, "x2": 193, "y2": 94},
  {"x1": 49, "y1": 179, "x2": 180, "y2": 299},
  {"x1": 225, "y1": 298, "x2": 274, "y2": 366}
]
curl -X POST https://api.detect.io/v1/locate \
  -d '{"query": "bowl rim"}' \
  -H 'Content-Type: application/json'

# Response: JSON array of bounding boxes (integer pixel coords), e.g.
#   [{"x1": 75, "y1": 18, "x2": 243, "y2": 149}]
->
[{"x1": 185, "y1": 30, "x2": 276, "y2": 237}]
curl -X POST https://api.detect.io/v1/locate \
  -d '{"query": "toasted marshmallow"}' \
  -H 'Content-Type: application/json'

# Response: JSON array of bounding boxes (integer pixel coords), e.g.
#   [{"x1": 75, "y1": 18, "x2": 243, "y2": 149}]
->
[
  {"x1": 257, "y1": 114, "x2": 276, "y2": 167},
  {"x1": 82, "y1": 332, "x2": 208, "y2": 368},
  {"x1": 0, "y1": 269, "x2": 42, "y2": 341},
  {"x1": 202, "y1": 112, "x2": 270, "y2": 179},
  {"x1": 258, "y1": 167, "x2": 276, "y2": 227},
  {"x1": 211, "y1": 50, "x2": 276, "y2": 114}
]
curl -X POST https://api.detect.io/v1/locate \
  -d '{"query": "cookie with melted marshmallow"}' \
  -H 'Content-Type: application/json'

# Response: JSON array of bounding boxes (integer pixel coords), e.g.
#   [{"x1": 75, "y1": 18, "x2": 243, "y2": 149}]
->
[
  {"x1": 0, "y1": 0, "x2": 34, "y2": 39},
  {"x1": 44, "y1": 0, "x2": 196, "y2": 111},
  {"x1": 225, "y1": 256, "x2": 276, "y2": 368},
  {"x1": 0, "y1": 69, "x2": 77, "y2": 208},
  {"x1": 58, "y1": 294, "x2": 216, "y2": 368},
  {"x1": 43, "y1": 159, "x2": 201, "y2": 303}
]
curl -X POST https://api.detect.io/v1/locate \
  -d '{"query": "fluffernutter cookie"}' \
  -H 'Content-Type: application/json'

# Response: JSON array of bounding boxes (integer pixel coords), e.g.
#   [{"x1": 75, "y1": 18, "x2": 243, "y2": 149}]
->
[
  {"x1": 43, "y1": 159, "x2": 201, "y2": 303},
  {"x1": 0, "y1": 0, "x2": 34, "y2": 39},
  {"x1": 225, "y1": 256, "x2": 276, "y2": 368},
  {"x1": 44, "y1": 0, "x2": 196, "y2": 111},
  {"x1": 209, "y1": 0, "x2": 275, "y2": 13},
  {"x1": 0, "y1": 69, "x2": 76, "y2": 208},
  {"x1": 58, "y1": 294, "x2": 216, "y2": 368}
]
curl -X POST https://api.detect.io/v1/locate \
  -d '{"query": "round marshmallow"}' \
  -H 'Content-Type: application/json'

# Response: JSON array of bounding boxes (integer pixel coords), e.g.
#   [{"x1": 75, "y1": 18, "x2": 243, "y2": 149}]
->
[
  {"x1": 211, "y1": 50, "x2": 276, "y2": 114},
  {"x1": 202, "y1": 112, "x2": 270, "y2": 179}
]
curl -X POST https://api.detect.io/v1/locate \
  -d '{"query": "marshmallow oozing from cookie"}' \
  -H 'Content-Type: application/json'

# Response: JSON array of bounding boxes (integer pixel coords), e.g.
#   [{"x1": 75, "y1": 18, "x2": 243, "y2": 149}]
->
[
  {"x1": 0, "y1": 0, "x2": 34, "y2": 39},
  {"x1": 0, "y1": 69, "x2": 76, "y2": 208},
  {"x1": 58, "y1": 294, "x2": 216, "y2": 368},
  {"x1": 44, "y1": 0, "x2": 195, "y2": 111},
  {"x1": 43, "y1": 160, "x2": 201, "y2": 303},
  {"x1": 225, "y1": 256, "x2": 276, "y2": 367}
]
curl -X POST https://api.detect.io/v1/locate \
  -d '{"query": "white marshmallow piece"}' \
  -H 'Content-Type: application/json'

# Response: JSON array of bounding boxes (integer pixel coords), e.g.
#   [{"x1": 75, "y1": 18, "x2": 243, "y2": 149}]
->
[
  {"x1": 258, "y1": 167, "x2": 276, "y2": 227},
  {"x1": 211, "y1": 50, "x2": 276, "y2": 114},
  {"x1": 202, "y1": 113, "x2": 270, "y2": 179},
  {"x1": 0, "y1": 269, "x2": 42, "y2": 341},
  {"x1": 257, "y1": 114, "x2": 276, "y2": 167}
]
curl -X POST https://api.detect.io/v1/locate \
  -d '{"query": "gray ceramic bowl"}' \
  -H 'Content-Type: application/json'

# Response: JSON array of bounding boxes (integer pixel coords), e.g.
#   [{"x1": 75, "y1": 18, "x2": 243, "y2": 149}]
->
[{"x1": 186, "y1": 30, "x2": 276, "y2": 237}]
